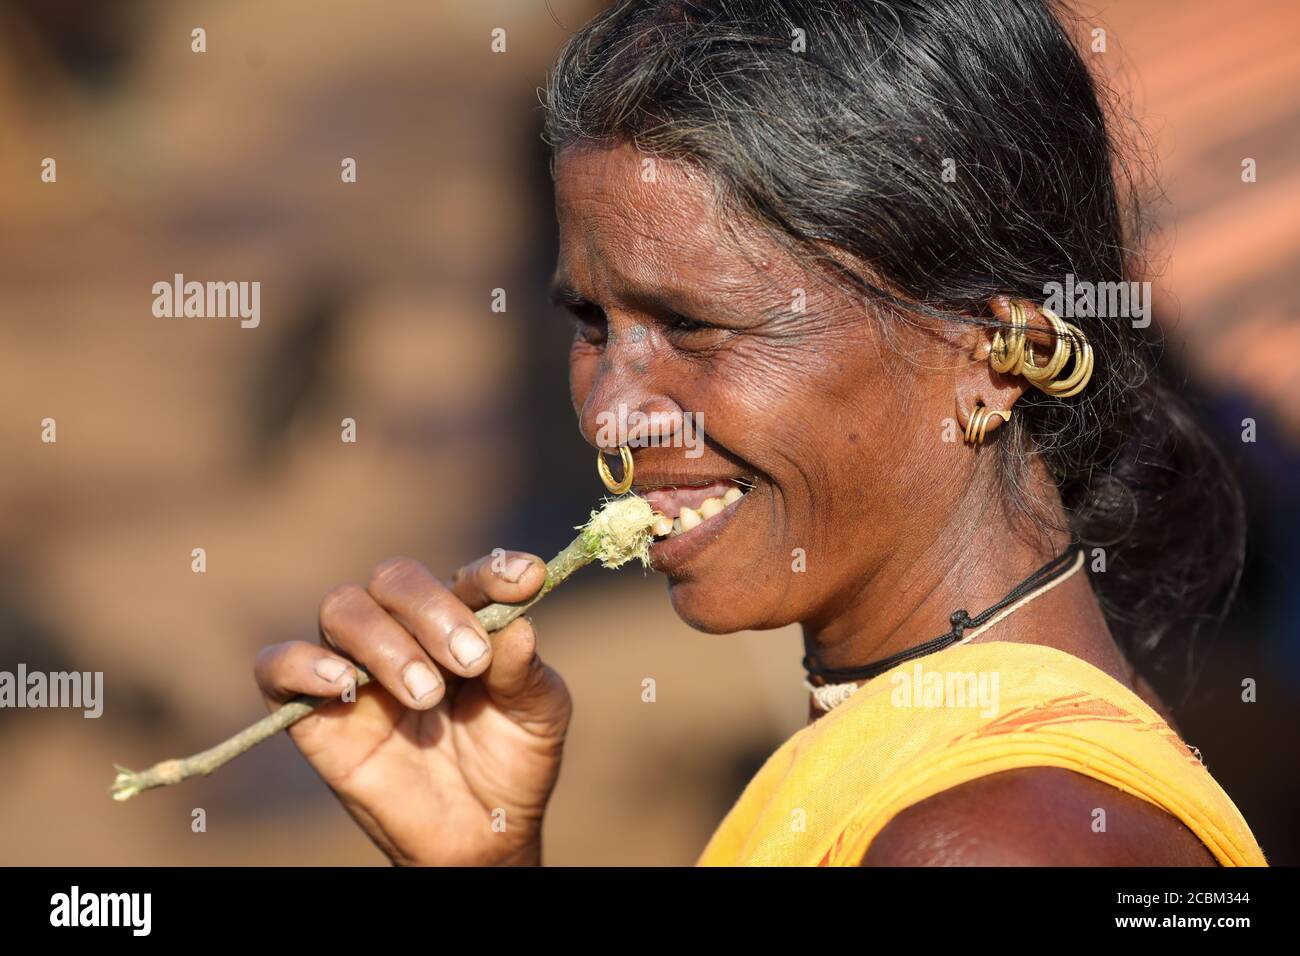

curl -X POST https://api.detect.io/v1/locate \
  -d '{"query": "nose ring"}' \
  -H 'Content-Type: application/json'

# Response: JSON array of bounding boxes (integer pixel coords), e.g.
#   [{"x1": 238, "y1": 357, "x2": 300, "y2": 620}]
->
[{"x1": 597, "y1": 446, "x2": 635, "y2": 495}]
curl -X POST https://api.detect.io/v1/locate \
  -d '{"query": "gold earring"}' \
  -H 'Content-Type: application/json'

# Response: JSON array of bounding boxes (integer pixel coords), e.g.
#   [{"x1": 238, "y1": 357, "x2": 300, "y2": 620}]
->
[
  {"x1": 990, "y1": 300, "x2": 1027, "y2": 374},
  {"x1": 597, "y1": 446, "x2": 634, "y2": 495},
  {"x1": 988, "y1": 299, "x2": 1095, "y2": 398},
  {"x1": 1020, "y1": 306, "x2": 1072, "y2": 385},
  {"x1": 964, "y1": 403, "x2": 1012, "y2": 446},
  {"x1": 1038, "y1": 320, "x2": 1093, "y2": 398}
]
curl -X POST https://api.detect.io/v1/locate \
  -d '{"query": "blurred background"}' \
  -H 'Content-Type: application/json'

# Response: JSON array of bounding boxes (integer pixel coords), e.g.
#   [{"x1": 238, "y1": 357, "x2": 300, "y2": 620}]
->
[{"x1": 0, "y1": 0, "x2": 1295, "y2": 865}]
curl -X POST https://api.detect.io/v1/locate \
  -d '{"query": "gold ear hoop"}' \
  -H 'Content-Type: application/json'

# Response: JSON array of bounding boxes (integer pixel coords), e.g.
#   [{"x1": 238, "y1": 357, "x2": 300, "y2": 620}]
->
[
  {"x1": 1039, "y1": 320, "x2": 1094, "y2": 397},
  {"x1": 986, "y1": 300, "x2": 1095, "y2": 398},
  {"x1": 597, "y1": 445, "x2": 635, "y2": 495},
  {"x1": 989, "y1": 301, "x2": 1027, "y2": 374},
  {"x1": 1019, "y1": 306, "x2": 1072, "y2": 384},
  {"x1": 964, "y1": 403, "x2": 1012, "y2": 446}
]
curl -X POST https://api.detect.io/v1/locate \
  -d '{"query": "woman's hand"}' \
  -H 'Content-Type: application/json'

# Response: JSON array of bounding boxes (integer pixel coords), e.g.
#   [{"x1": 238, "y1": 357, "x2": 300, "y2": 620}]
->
[{"x1": 254, "y1": 552, "x2": 571, "y2": 866}]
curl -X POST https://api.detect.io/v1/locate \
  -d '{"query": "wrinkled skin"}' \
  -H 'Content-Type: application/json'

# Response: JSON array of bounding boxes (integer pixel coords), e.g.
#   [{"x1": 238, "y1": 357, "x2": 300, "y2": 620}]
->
[{"x1": 254, "y1": 143, "x2": 1215, "y2": 866}]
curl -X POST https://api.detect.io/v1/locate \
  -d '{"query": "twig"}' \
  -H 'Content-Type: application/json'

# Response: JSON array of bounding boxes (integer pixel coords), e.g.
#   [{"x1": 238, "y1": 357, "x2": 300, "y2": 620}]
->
[{"x1": 110, "y1": 497, "x2": 656, "y2": 801}]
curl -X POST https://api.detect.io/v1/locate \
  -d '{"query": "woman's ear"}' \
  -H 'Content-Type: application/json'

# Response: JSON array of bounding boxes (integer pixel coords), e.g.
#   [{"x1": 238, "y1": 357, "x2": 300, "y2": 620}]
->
[{"x1": 953, "y1": 295, "x2": 1032, "y2": 438}]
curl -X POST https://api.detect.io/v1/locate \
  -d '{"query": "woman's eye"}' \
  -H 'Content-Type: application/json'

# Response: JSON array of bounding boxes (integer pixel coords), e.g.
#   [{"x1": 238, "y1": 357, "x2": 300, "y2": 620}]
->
[
  {"x1": 667, "y1": 312, "x2": 707, "y2": 333},
  {"x1": 567, "y1": 305, "x2": 606, "y2": 344},
  {"x1": 664, "y1": 311, "x2": 728, "y2": 345}
]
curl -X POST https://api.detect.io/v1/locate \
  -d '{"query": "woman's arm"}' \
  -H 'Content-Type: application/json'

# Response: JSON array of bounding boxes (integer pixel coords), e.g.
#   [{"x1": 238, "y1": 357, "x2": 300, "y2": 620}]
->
[{"x1": 860, "y1": 767, "x2": 1218, "y2": 866}]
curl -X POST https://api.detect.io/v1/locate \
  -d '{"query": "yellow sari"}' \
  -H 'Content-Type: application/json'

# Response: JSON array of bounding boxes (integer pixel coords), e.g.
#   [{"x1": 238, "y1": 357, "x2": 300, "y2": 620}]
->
[{"x1": 697, "y1": 641, "x2": 1266, "y2": 866}]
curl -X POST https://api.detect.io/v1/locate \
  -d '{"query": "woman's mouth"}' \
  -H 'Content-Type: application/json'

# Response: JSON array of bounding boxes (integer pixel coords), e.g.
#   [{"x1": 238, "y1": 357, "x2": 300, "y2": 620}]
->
[{"x1": 639, "y1": 478, "x2": 752, "y2": 540}]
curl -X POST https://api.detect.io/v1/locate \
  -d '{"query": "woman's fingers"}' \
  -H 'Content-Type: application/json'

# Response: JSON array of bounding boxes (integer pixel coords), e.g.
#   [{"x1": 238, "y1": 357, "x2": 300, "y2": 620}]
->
[
  {"x1": 254, "y1": 640, "x2": 359, "y2": 706},
  {"x1": 447, "y1": 551, "x2": 546, "y2": 609},
  {"x1": 481, "y1": 617, "x2": 571, "y2": 738},
  {"x1": 318, "y1": 582, "x2": 447, "y2": 709},
  {"x1": 367, "y1": 557, "x2": 495, "y2": 678},
  {"x1": 282, "y1": 551, "x2": 545, "y2": 719}
]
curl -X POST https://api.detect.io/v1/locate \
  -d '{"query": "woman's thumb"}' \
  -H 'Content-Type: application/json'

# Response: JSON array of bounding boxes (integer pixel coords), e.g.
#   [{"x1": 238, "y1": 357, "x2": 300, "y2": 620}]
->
[{"x1": 482, "y1": 617, "x2": 571, "y2": 736}]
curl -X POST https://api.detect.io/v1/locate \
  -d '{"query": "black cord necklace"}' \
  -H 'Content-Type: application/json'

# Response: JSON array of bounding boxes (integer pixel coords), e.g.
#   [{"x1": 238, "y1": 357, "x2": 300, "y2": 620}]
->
[{"x1": 803, "y1": 545, "x2": 1083, "y2": 687}]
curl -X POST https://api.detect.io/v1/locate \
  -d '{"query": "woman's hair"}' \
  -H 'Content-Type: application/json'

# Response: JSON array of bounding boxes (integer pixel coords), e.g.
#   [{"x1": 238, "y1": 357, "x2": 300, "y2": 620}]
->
[{"x1": 542, "y1": 0, "x2": 1245, "y2": 680}]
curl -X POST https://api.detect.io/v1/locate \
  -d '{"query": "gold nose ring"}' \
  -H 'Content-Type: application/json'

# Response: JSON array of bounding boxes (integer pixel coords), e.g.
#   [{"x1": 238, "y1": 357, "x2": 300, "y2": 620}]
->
[{"x1": 597, "y1": 445, "x2": 635, "y2": 495}]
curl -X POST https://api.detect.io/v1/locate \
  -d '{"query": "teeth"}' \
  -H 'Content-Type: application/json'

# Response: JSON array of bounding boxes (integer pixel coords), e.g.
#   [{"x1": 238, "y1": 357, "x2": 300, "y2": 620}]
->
[
  {"x1": 679, "y1": 506, "x2": 702, "y2": 532},
  {"x1": 657, "y1": 485, "x2": 752, "y2": 539}
]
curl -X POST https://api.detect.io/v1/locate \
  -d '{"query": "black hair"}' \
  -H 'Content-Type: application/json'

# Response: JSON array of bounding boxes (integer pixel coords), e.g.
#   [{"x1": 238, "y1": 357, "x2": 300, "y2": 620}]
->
[{"x1": 543, "y1": 0, "x2": 1244, "y2": 680}]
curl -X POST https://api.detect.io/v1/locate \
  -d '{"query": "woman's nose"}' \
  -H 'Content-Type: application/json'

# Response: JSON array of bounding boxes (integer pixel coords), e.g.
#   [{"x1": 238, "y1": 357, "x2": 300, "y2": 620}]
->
[
  {"x1": 580, "y1": 387, "x2": 688, "y2": 452},
  {"x1": 576, "y1": 315, "x2": 693, "y2": 450}
]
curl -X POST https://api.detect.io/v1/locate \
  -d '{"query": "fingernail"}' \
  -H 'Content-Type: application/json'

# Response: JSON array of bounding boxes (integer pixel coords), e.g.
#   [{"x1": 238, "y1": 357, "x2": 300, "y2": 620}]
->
[
  {"x1": 402, "y1": 661, "x2": 442, "y2": 702},
  {"x1": 500, "y1": 557, "x2": 535, "y2": 583},
  {"x1": 450, "y1": 626, "x2": 489, "y2": 668},
  {"x1": 314, "y1": 658, "x2": 349, "y2": 683}
]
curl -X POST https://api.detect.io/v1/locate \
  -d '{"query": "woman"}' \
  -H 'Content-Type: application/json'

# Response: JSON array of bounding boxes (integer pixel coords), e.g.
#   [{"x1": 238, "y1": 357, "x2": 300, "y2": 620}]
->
[{"x1": 253, "y1": 0, "x2": 1266, "y2": 865}]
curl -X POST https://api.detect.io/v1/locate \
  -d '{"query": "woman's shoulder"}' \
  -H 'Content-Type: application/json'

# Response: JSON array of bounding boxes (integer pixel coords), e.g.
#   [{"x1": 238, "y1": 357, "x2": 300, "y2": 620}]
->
[
  {"x1": 700, "y1": 640, "x2": 1265, "y2": 866},
  {"x1": 860, "y1": 765, "x2": 1218, "y2": 866},
  {"x1": 821, "y1": 640, "x2": 1265, "y2": 866}
]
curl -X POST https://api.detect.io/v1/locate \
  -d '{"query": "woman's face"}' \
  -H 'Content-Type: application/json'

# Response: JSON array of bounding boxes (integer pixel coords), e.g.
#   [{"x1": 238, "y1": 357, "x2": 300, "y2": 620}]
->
[{"x1": 553, "y1": 143, "x2": 964, "y2": 633}]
